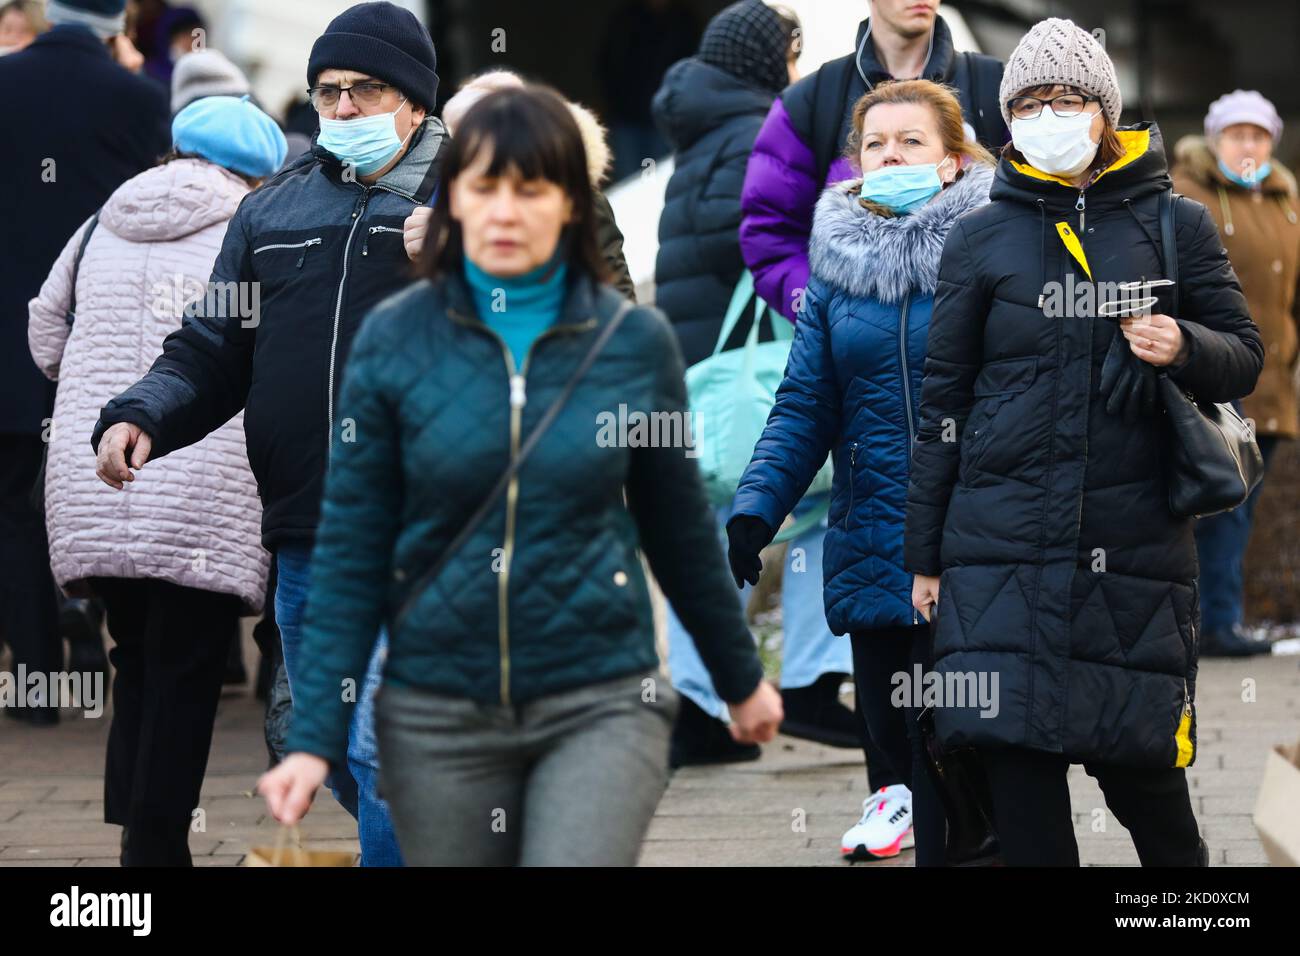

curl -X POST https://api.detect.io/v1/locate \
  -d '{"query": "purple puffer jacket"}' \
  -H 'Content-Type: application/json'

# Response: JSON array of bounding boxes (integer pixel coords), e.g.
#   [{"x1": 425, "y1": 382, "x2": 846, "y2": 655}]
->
[{"x1": 739, "y1": 97, "x2": 854, "y2": 321}]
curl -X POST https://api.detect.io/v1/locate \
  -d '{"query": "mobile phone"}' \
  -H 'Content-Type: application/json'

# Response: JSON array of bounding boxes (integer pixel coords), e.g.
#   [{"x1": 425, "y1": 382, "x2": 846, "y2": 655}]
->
[{"x1": 1098, "y1": 279, "x2": 1177, "y2": 320}]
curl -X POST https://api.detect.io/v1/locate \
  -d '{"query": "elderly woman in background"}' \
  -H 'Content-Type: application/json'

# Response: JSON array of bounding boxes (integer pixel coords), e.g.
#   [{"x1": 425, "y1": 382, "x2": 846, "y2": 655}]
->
[
  {"x1": 1172, "y1": 90, "x2": 1300, "y2": 658},
  {"x1": 29, "y1": 95, "x2": 284, "y2": 865},
  {"x1": 403, "y1": 68, "x2": 636, "y2": 300}
]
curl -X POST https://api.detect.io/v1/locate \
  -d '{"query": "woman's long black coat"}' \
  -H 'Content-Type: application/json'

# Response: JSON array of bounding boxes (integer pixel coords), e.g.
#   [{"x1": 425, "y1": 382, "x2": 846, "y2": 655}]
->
[{"x1": 904, "y1": 124, "x2": 1263, "y2": 769}]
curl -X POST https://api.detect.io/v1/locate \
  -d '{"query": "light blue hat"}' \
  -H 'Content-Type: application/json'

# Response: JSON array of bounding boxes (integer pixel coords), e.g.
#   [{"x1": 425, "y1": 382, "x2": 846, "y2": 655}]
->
[{"x1": 172, "y1": 95, "x2": 288, "y2": 179}]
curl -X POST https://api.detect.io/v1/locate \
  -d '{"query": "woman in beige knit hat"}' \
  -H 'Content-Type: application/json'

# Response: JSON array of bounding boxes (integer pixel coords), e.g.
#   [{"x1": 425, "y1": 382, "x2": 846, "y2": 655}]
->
[{"x1": 905, "y1": 17, "x2": 1262, "y2": 866}]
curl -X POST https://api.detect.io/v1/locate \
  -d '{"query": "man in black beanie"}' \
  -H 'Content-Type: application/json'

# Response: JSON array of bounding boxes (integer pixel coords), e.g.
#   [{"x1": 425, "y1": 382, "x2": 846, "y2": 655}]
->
[{"x1": 92, "y1": 1, "x2": 450, "y2": 867}]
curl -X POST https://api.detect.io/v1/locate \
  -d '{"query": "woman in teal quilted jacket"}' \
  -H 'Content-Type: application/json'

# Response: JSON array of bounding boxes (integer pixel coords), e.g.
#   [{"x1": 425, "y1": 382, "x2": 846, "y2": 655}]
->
[{"x1": 258, "y1": 85, "x2": 783, "y2": 866}]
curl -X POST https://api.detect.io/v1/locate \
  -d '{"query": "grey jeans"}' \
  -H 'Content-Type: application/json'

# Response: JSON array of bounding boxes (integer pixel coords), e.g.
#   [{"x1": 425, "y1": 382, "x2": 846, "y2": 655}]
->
[{"x1": 375, "y1": 670, "x2": 678, "y2": 866}]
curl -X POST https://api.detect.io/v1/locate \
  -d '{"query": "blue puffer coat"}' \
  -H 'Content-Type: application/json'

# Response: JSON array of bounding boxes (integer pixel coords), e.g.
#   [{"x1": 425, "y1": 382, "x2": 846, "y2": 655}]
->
[{"x1": 732, "y1": 163, "x2": 993, "y2": 635}]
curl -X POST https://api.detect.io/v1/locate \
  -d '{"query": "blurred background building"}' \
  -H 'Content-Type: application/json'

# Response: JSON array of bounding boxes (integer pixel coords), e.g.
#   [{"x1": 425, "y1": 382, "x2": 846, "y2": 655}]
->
[{"x1": 173, "y1": 1, "x2": 1299, "y2": 162}]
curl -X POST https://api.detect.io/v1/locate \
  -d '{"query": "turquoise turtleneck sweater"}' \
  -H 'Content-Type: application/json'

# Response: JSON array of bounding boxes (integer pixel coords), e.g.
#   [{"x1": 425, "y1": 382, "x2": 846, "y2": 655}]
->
[{"x1": 463, "y1": 255, "x2": 568, "y2": 369}]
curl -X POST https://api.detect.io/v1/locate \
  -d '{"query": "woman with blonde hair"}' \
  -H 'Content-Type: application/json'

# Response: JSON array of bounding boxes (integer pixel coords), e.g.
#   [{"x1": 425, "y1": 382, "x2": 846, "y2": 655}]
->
[{"x1": 729, "y1": 78, "x2": 995, "y2": 864}]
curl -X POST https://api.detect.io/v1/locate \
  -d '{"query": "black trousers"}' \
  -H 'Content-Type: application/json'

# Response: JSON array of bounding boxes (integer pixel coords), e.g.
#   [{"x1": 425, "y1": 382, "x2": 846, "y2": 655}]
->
[
  {"x1": 96, "y1": 577, "x2": 240, "y2": 866},
  {"x1": 850, "y1": 624, "x2": 947, "y2": 866},
  {"x1": 981, "y1": 746, "x2": 1202, "y2": 866},
  {"x1": 0, "y1": 435, "x2": 62, "y2": 698}
]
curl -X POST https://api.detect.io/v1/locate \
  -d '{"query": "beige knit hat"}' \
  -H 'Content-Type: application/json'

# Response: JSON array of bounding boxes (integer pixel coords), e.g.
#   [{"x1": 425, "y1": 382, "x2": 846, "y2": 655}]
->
[
  {"x1": 998, "y1": 18, "x2": 1121, "y2": 128},
  {"x1": 171, "y1": 50, "x2": 251, "y2": 115}
]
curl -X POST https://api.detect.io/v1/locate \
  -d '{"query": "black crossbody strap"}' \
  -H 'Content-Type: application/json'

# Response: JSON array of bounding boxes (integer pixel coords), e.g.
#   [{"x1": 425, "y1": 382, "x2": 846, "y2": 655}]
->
[
  {"x1": 65, "y1": 210, "x2": 102, "y2": 326},
  {"x1": 812, "y1": 57, "x2": 855, "y2": 186},
  {"x1": 1158, "y1": 189, "x2": 1180, "y2": 315},
  {"x1": 393, "y1": 297, "x2": 635, "y2": 632}
]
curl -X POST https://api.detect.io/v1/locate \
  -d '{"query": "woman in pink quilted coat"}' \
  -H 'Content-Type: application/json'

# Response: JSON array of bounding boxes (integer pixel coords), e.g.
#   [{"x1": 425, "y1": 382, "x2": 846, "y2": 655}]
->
[{"x1": 27, "y1": 95, "x2": 285, "y2": 866}]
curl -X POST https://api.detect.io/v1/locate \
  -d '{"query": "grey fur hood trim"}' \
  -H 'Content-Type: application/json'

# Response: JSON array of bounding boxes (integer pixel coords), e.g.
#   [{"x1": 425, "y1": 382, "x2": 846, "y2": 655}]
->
[{"x1": 809, "y1": 162, "x2": 994, "y2": 303}]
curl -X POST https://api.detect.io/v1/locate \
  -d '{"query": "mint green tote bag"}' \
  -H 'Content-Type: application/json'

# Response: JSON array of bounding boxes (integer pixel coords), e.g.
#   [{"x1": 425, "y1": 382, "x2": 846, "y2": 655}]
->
[{"x1": 684, "y1": 271, "x2": 831, "y2": 543}]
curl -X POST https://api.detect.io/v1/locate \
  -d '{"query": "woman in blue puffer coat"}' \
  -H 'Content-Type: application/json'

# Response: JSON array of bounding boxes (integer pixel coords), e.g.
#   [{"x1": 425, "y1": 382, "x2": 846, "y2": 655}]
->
[{"x1": 728, "y1": 79, "x2": 994, "y2": 864}]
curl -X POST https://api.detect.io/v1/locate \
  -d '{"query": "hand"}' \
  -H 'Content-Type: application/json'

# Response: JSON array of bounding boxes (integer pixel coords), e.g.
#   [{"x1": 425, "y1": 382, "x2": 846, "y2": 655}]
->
[
  {"x1": 912, "y1": 574, "x2": 940, "y2": 621},
  {"x1": 108, "y1": 35, "x2": 144, "y2": 73},
  {"x1": 1120, "y1": 313, "x2": 1186, "y2": 367},
  {"x1": 403, "y1": 206, "x2": 433, "y2": 262},
  {"x1": 257, "y1": 753, "x2": 329, "y2": 825},
  {"x1": 728, "y1": 679, "x2": 783, "y2": 744},
  {"x1": 725, "y1": 514, "x2": 775, "y2": 589},
  {"x1": 95, "y1": 422, "x2": 152, "y2": 490}
]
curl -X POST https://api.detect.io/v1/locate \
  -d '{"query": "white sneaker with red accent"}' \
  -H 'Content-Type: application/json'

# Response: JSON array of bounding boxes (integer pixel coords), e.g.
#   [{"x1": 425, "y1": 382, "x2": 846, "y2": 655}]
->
[{"x1": 841, "y1": 785, "x2": 914, "y2": 861}]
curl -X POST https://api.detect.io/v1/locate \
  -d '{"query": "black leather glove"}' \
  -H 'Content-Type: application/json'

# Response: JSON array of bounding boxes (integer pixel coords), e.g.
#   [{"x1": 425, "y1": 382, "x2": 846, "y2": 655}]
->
[
  {"x1": 1099, "y1": 326, "x2": 1158, "y2": 424},
  {"x1": 726, "y1": 514, "x2": 776, "y2": 589}
]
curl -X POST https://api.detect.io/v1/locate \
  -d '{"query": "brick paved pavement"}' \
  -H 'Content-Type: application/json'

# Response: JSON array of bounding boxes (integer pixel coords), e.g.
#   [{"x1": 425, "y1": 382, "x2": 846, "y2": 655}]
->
[
  {"x1": 2, "y1": 629, "x2": 1296, "y2": 867},
  {"x1": 645, "y1": 648, "x2": 1298, "y2": 866}
]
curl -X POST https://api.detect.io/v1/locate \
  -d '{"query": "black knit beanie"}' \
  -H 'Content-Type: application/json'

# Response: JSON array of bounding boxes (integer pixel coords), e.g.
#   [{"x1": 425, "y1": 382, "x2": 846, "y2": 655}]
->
[
  {"x1": 698, "y1": 0, "x2": 791, "y2": 95},
  {"x1": 307, "y1": 1, "x2": 439, "y2": 109}
]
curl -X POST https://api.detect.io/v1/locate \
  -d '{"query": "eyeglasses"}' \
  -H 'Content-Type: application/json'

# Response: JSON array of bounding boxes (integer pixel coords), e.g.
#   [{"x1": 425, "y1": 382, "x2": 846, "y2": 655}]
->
[
  {"x1": 307, "y1": 81, "x2": 394, "y2": 112},
  {"x1": 1006, "y1": 93, "x2": 1099, "y2": 121}
]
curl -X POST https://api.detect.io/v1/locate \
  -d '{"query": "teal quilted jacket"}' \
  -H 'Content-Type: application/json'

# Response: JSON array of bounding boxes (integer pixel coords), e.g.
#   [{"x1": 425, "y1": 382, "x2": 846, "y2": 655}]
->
[{"x1": 285, "y1": 271, "x2": 764, "y2": 765}]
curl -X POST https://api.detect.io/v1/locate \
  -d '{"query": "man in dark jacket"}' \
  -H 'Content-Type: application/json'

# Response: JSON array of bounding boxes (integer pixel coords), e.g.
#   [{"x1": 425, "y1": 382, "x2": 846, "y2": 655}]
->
[
  {"x1": 653, "y1": 0, "x2": 796, "y2": 367},
  {"x1": 0, "y1": 0, "x2": 168, "y2": 726},
  {"x1": 92, "y1": 1, "x2": 448, "y2": 867},
  {"x1": 740, "y1": 0, "x2": 1006, "y2": 321}
]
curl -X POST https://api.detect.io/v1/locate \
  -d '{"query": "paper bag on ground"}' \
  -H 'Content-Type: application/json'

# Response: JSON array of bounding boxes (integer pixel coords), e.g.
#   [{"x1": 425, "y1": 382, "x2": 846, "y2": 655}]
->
[
  {"x1": 1252, "y1": 739, "x2": 1300, "y2": 867},
  {"x1": 243, "y1": 826, "x2": 357, "y2": 867}
]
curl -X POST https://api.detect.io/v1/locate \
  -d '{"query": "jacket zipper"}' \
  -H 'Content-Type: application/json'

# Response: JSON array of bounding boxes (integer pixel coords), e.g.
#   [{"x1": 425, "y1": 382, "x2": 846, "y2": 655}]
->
[
  {"x1": 326, "y1": 188, "x2": 371, "y2": 465},
  {"x1": 844, "y1": 441, "x2": 858, "y2": 529},
  {"x1": 1180, "y1": 586, "x2": 1197, "y2": 764},
  {"x1": 324, "y1": 182, "x2": 424, "y2": 463},
  {"x1": 1026, "y1": 253, "x2": 1067, "y2": 737},
  {"x1": 447, "y1": 307, "x2": 598, "y2": 707},
  {"x1": 899, "y1": 291, "x2": 916, "y2": 444},
  {"x1": 1077, "y1": 209, "x2": 1091, "y2": 538},
  {"x1": 253, "y1": 237, "x2": 322, "y2": 269},
  {"x1": 898, "y1": 291, "x2": 920, "y2": 624},
  {"x1": 501, "y1": 350, "x2": 523, "y2": 711},
  {"x1": 362, "y1": 225, "x2": 404, "y2": 257}
]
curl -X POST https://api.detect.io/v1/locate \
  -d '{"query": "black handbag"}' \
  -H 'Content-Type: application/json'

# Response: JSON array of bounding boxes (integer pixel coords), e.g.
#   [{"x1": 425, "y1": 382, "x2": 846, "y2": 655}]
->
[
  {"x1": 1154, "y1": 190, "x2": 1264, "y2": 518},
  {"x1": 916, "y1": 602, "x2": 1003, "y2": 867}
]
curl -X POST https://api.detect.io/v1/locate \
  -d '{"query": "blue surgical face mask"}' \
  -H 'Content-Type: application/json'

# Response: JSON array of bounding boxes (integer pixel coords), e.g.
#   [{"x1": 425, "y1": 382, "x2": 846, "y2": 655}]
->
[
  {"x1": 318, "y1": 97, "x2": 415, "y2": 176},
  {"x1": 1218, "y1": 157, "x2": 1272, "y2": 189},
  {"x1": 860, "y1": 158, "x2": 952, "y2": 213}
]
